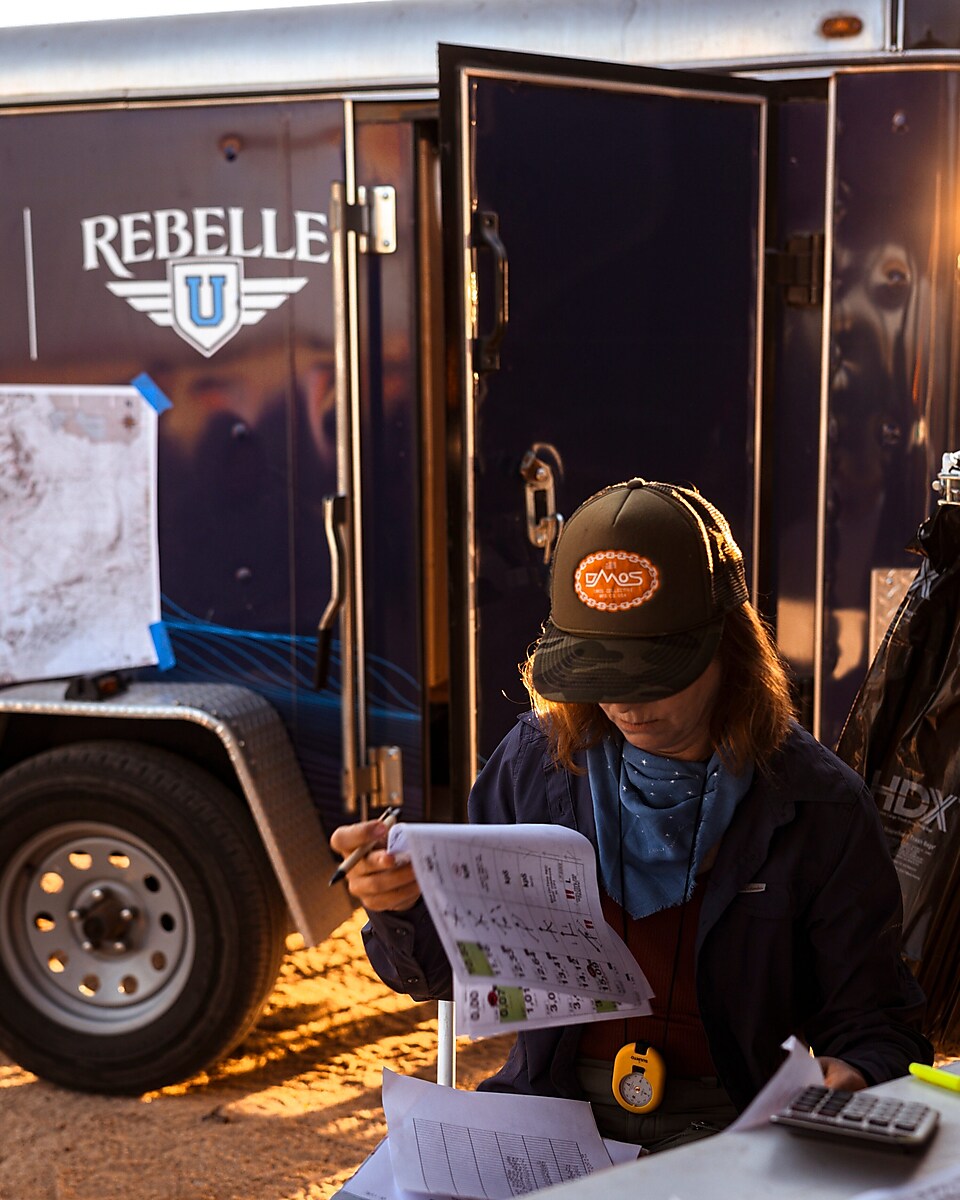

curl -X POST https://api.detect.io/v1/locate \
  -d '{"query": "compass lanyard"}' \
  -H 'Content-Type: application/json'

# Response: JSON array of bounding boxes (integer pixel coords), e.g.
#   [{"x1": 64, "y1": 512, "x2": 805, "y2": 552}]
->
[
  {"x1": 618, "y1": 772, "x2": 707, "y2": 1057},
  {"x1": 608, "y1": 775, "x2": 708, "y2": 1116}
]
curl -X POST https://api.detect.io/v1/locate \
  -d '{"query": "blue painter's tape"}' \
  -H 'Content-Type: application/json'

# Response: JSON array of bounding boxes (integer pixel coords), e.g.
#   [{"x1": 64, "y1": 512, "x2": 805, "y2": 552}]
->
[
  {"x1": 150, "y1": 622, "x2": 177, "y2": 671},
  {"x1": 131, "y1": 372, "x2": 173, "y2": 414}
]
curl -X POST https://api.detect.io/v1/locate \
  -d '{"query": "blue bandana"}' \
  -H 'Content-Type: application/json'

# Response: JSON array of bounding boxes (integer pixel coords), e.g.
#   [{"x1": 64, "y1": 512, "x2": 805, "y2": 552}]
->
[{"x1": 586, "y1": 733, "x2": 753, "y2": 919}]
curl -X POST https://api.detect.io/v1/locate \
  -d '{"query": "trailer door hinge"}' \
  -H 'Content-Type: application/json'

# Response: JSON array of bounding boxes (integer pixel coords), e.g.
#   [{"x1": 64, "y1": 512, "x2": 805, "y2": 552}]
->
[
  {"x1": 342, "y1": 185, "x2": 397, "y2": 255},
  {"x1": 344, "y1": 745, "x2": 403, "y2": 811},
  {"x1": 767, "y1": 233, "x2": 824, "y2": 307}
]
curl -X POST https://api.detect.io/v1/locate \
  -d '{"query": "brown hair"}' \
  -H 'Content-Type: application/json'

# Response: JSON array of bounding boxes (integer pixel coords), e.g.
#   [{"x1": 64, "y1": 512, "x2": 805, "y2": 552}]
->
[{"x1": 520, "y1": 601, "x2": 796, "y2": 774}]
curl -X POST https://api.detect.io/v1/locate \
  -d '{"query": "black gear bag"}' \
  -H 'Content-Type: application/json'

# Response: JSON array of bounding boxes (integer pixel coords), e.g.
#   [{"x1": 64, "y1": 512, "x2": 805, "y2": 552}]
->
[{"x1": 837, "y1": 492, "x2": 960, "y2": 1045}]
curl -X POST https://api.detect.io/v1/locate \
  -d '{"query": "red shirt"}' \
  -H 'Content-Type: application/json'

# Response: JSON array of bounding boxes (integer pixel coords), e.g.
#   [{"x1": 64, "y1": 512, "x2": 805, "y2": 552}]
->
[{"x1": 577, "y1": 884, "x2": 715, "y2": 1078}]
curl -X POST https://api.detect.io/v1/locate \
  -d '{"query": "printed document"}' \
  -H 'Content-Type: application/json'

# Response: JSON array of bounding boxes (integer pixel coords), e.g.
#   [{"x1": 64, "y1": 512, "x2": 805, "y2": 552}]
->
[
  {"x1": 387, "y1": 822, "x2": 653, "y2": 1035},
  {"x1": 333, "y1": 1129, "x2": 639, "y2": 1200},
  {"x1": 383, "y1": 1070, "x2": 619, "y2": 1199}
]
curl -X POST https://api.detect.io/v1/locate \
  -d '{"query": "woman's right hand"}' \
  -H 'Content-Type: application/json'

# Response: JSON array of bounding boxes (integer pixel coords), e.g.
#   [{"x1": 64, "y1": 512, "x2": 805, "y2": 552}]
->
[{"x1": 329, "y1": 820, "x2": 422, "y2": 912}]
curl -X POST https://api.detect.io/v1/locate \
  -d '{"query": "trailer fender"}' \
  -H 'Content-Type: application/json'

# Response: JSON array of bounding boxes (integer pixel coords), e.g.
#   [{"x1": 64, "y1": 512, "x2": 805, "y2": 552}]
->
[{"x1": 0, "y1": 680, "x2": 353, "y2": 946}]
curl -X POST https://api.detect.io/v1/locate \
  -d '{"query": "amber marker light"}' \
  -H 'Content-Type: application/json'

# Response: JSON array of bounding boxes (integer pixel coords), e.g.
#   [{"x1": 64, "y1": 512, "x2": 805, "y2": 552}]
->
[{"x1": 820, "y1": 14, "x2": 865, "y2": 38}]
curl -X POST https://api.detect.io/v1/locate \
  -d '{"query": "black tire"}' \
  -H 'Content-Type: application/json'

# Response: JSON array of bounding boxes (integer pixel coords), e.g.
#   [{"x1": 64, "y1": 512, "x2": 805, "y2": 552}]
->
[{"x1": 0, "y1": 741, "x2": 287, "y2": 1094}]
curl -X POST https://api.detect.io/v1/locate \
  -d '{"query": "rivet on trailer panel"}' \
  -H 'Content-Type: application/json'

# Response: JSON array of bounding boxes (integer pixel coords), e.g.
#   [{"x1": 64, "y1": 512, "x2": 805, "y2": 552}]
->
[{"x1": 219, "y1": 135, "x2": 242, "y2": 161}]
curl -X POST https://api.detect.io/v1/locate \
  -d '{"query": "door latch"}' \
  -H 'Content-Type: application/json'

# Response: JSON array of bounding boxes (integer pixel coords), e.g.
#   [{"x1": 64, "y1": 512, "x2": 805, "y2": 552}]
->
[
  {"x1": 314, "y1": 493, "x2": 348, "y2": 690},
  {"x1": 520, "y1": 450, "x2": 563, "y2": 564},
  {"x1": 472, "y1": 210, "x2": 509, "y2": 372}
]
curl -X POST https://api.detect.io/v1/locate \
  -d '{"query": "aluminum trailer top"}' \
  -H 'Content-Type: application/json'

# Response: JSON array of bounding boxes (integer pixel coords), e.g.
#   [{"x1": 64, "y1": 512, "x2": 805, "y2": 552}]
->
[{"x1": 0, "y1": 0, "x2": 951, "y2": 106}]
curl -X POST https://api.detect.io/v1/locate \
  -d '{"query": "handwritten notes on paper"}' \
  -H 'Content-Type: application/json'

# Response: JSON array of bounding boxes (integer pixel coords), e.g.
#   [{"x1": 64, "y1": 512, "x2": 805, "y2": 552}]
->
[{"x1": 387, "y1": 822, "x2": 653, "y2": 1035}]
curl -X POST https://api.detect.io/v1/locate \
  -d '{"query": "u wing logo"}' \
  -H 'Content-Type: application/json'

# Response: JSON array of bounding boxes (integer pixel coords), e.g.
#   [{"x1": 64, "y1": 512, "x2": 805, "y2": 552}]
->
[{"x1": 106, "y1": 257, "x2": 308, "y2": 357}]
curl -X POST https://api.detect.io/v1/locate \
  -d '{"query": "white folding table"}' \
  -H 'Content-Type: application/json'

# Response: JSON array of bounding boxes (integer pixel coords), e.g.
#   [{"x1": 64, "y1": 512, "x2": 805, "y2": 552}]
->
[{"x1": 542, "y1": 1066, "x2": 960, "y2": 1200}]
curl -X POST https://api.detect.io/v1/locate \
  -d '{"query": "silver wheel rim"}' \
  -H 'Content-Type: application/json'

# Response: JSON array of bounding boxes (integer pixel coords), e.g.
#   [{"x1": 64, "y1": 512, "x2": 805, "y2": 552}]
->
[{"x1": 0, "y1": 821, "x2": 196, "y2": 1034}]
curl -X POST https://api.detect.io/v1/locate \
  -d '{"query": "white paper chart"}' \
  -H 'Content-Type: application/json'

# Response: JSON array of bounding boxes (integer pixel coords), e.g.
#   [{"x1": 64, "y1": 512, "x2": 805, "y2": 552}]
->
[
  {"x1": 388, "y1": 823, "x2": 653, "y2": 1035},
  {"x1": 333, "y1": 1127, "x2": 640, "y2": 1200},
  {"x1": 410, "y1": 1119, "x2": 594, "y2": 1196},
  {"x1": 383, "y1": 1070, "x2": 617, "y2": 1200}
]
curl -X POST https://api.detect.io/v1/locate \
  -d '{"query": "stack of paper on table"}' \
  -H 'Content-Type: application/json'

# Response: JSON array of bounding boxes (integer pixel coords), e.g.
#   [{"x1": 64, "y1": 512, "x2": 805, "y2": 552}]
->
[
  {"x1": 386, "y1": 822, "x2": 655, "y2": 1035},
  {"x1": 333, "y1": 1070, "x2": 641, "y2": 1200},
  {"x1": 335, "y1": 1042, "x2": 925, "y2": 1200}
]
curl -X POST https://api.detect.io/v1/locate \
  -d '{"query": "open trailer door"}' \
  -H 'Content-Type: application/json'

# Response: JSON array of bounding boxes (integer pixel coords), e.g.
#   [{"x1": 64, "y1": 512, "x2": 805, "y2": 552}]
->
[{"x1": 439, "y1": 44, "x2": 770, "y2": 801}]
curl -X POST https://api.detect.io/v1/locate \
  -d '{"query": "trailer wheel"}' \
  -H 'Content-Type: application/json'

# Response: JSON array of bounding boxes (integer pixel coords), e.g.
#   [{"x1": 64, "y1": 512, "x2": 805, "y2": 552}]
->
[{"x1": 0, "y1": 741, "x2": 287, "y2": 1094}]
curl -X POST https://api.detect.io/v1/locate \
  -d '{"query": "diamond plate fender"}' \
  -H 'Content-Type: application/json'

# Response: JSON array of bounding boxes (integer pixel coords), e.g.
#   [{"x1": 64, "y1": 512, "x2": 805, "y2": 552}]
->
[{"x1": 0, "y1": 680, "x2": 354, "y2": 946}]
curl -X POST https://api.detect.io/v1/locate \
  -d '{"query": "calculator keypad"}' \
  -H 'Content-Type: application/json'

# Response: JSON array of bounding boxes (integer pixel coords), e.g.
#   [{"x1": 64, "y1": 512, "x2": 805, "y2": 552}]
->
[{"x1": 771, "y1": 1085, "x2": 939, "y2": 1150}]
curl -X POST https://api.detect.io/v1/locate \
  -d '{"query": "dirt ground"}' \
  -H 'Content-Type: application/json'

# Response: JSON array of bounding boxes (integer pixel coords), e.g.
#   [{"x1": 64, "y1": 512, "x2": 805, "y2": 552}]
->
[
  {"x1": 2, "y1": 908, "x2": 955, "y2": 1200},
  {"x1": 0, "y1": 907, "x2": 513, "y2": 1200}
]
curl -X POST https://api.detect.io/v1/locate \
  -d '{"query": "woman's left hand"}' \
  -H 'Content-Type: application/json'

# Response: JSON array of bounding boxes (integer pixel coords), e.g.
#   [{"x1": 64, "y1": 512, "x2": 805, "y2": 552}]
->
[{"x1": 817, "y1": 1056, "x2": 868, "y2": 1091}]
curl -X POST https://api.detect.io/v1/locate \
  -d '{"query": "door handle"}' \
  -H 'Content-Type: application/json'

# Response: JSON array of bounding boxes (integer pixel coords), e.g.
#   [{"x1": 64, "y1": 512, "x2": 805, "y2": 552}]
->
[
  {"x1": 472, "y1": 210, "x2": 509, "y2": 373},
  {"x1": 314, "y1": 493, "x2": 348, "y2": 690}
]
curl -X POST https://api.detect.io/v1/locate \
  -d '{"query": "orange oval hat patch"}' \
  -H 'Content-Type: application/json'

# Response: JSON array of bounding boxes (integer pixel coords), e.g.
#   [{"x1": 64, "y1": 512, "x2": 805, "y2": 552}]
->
[{"x1": 574, "y1": 551, "x2": 660, "y2": 611}]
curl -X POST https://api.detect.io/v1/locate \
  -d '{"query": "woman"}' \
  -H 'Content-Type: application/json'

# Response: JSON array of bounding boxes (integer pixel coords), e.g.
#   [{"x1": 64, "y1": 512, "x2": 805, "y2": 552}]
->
[{"x1": 330, "y1": 477, "x2": 932, "y2": 1150}]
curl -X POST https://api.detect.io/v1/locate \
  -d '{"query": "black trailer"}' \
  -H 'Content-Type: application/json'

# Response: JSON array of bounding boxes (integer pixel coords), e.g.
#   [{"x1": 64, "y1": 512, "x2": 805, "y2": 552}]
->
[{"x1": 0, "y1": 0, "x2": 957, "y2": 1090}]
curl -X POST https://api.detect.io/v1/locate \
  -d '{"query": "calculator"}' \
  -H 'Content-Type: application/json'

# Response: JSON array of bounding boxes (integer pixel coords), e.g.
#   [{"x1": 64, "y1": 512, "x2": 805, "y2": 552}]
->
[{"x1": 770, "y1": 1085, "x2": 939, "y2": 1151}]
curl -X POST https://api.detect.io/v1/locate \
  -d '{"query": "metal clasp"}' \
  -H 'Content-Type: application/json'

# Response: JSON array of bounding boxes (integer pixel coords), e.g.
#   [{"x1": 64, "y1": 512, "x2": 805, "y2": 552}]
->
[{"x1": 520, "y1": 449, "x2": 563, "y2": 564}]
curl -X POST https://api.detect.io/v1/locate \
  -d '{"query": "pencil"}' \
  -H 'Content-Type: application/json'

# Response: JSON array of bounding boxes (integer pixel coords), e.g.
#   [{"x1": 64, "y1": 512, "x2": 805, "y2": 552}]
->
[{"x1": 329, "y1": 807, "x2": 402, "y2": 885}]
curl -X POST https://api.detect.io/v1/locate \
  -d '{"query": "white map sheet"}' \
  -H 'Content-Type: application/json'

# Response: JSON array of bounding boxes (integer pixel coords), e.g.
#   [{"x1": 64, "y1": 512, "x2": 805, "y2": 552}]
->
[
  {"x1": 0, "y1": 385, "x2": 162, "y2": 683},
  {"x1": 387, "y1": 822, "x2": 654, "y2": 1035}
]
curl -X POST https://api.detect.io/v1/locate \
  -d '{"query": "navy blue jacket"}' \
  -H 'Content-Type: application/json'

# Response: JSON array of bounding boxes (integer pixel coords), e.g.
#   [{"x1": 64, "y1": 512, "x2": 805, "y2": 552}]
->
[{"x1": 363, "y1": 715, "x2": 932, "y2": 1111}]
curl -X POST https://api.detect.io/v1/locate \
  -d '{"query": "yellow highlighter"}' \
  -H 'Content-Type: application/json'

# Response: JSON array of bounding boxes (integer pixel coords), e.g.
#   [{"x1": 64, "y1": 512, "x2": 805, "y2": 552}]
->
[{"x1": 909, "y1": 1062, "x2": 960, "y2": 1093}]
